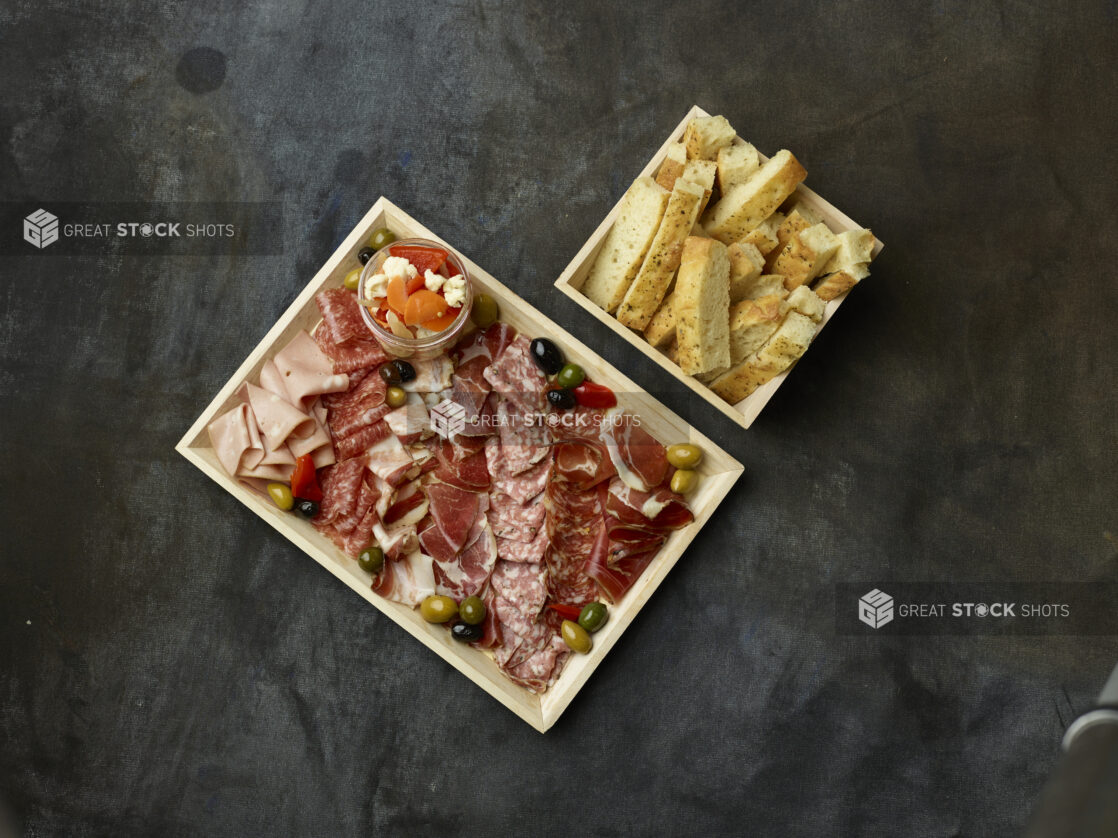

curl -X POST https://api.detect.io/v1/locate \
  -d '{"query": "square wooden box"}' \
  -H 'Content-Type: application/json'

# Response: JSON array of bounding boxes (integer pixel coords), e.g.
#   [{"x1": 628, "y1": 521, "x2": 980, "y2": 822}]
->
[
  {"x1": 177, "y1": 198, "x2": 744, "y2": 732},
  {"x1": 554, "y1": 105, "x2": 885, "y2": 429}
]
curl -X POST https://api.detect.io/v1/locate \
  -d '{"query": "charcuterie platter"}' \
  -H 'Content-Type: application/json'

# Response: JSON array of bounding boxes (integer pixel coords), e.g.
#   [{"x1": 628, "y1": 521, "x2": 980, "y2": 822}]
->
[{"x1": 177, "y1": 197, "x2": 743, "y2": 732}]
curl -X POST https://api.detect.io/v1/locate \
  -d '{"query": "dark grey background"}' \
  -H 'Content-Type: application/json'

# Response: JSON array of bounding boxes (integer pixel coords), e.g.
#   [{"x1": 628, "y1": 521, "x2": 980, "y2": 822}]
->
[{"x1": 3, "y1": 1, "x2": 1116, "y2": 836}]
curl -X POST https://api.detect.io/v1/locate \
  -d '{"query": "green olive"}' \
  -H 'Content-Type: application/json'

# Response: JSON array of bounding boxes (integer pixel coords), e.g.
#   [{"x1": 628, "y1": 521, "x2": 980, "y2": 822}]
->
[
  {"x1": 368, "y1": 227, "x2": 397, "y2": 251},
  {"x1": 385, "y1": 386, "x2": 408, "y2": 408},
  {"x1": 670, "y1": 468, "x2": 700, "y2": 495},
  {"x1": 266, "y1": 483, "x2": 294, "y2": 511},
  {"x1": 666, "y1": 443, "x2": 703, "y2": 470},
  {"x1": 561, "y1": 620, "x2": 592, "y2": 654},
  {"x1": 555, "y1": 363, "x2": 585, "y2": 389},
  {"x1": 343, "y1": 267, "x2": 362, "y2": 291},
  {"x1": 578, "y1": 602, "x2": 608, "y2": 633},
  {"x1": 459, "y1": 595, "x2": 486, "y2": 625},
  {"x1": 471, "y1": 293, "x2": 499, "y2": 329},
  {"x1": 420, "y1": 595, "x2": 458, "y2": 623},
  {"x1": 358, "y1": 545, "x2": 384, "y2": 574}
]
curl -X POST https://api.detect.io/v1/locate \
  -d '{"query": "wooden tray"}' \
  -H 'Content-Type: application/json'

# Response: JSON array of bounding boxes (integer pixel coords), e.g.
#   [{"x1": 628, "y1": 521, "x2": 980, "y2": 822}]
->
[
  {"x1": 176, "y1": 198, "x2": 744, "y2": 732},
  {"x1": 554, "y1": 105, "x2": 885, "y2": 429}
]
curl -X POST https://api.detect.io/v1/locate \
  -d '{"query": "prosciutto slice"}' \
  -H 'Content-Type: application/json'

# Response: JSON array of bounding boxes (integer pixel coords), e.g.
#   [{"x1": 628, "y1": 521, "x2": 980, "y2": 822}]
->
[
  {"x1": 598, "y1": 408, "x2": 669, "y2": 491},
  {"x1": 432, "y1": 517, "x2": 497, "y2": 600},
  {"x1": 552, "y1": 440, "x2": 616, "y2": 491},
  {"x1": 371, "y1": 550, "x2": 436, "y2": 606},
  {"x1": 426, "y1": 483, "x2": 482, "y2": 553}
]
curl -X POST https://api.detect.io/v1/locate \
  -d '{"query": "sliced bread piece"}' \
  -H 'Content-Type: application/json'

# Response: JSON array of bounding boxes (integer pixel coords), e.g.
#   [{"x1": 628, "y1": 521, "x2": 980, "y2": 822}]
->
[
  {"x1": 581, "y1": 176, "x2": 671, "y2": 313},
  {"x1": 710, "y1": 311, "x2": 818, "y2": 403},
  {"x1": 732, "y1": 273, "x2": 788, "y2": 302},
  {"x1": 680, "y1": 158, "x2": 718, "y2": 215},
  {"x1": 822, "y1": 228, "x2": 876, "y2": 272},
  {"x1": 717, "y1": 142, "x2": 760, "y2": 193},
  {"x1": 772, "y1": 222, "x2": 840, "y2": 291},
  {"x1": 727, "y1": 241, "x2": 765, "y2": 301},
  {"x1": 655, "y1": 142, "x2": 688, "y2": 191},
  {"x1": 674, "y1": 236, "x2": 731, "y2": 376},
  {"x1": 813, "y1": 262, "x2": 870, "y2": 301},
  {"x1": 664, "y1": 338, "x2": 679, "y2": 365},
  {"x1": 764, "y1": 204, "x2": 821, "y2": 272},
  {"x1": 740, "y1": 211, "x2": 785, "y2": 256},
  {"x1": 682, "y1": 115, "x2": 737, "y2": 160},
  {"x1": 701, "y1": 150, "x2": 808, "y2": 243},
  {"x1": 616, "y1": 179, "x2": 706, "y2": 330},
  {"x1": 780, "y1": 285, "x2": 825, "y2": 322},
  {"x1": 728, "y1": 294, "x2": 783, "y2": 364},
  {"x1": 643, "y1": 291, "x2": 678, "y2": 348}
]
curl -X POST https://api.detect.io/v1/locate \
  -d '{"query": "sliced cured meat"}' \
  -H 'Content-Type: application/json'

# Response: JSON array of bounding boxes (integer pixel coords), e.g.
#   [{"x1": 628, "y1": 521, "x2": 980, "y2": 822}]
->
[
  {"x1": 487, "y1": 438, "x2": 551, "y2": 503},
  {"x1": 487, "y1": 491, "x2": 545, "y2": 543},
  {"x1": 472, "y1": 588, "x2": 503, "y2": 649},
  {"x1": 550, "y1": 404, "x2": 607, "y2": 443},
  {"x1": 273, "y1": 330, "x2": 350, "y2": 409},
  {"x1": 383, "y1": 481, "x2": 428, "y2": 526},
  {"x1": 383, "y1": 395, "x2": 429, "y2": 444},
  {"x1": 497, "y1": 527, "x2": 549, "y2": 564},
  {"x1": 454, "y1": 390, "x2": 500, "y2": 438},
  {"x1": 456, "y1": 321, "x2": 517, "y2": 364},
  {"x1": 492, "y1": 594, "x2": 554, "y2": 671},
  {"x1": 483, "y1": 335, "x2": 547, "y2": 414},
  {"x1": 426, "y1": 482, "x2": 481, "y2": 553},
  {"x1": 552, "y1": 440, "x2": 617, "y2": 491},
  {"x1": 339, "y1": 501, "x2": 379, "y2": 556},
  {"x1": 418, "y1": 519, "x2": 458, "y2": 565},
  {"x1": 544, "y1": 477, "x2": 607, "y2": 605},
  {"x1": 314, "y1": 457, "x2": 367, "y2": 527},
  {"x1": 330, "y1": 402, "x2": 392, "y2": 441},
  {"x1": 504, "y1": 635, "x2": 568, "y2": 692},
  {"x1": 585, "y1": 538, "x2": 658, "y2": 603},
  {"x1": 258, "y1": 359, "x2": 288, "y2": 402},
  {"x1": 315, "y1": 287, "x2": 368, "y2": 346},
  {"x1": 598, "y1": 408, "x2": 669, "y2": 491},
  {"x1": 323, "y1": 367, "x2": 387, "y2": 412},
  {"x1": 371, "y1": 550, "x2": 435, "y2": 607},
  {"x1": 433, "y1": 440, "x2": 489, "y2": 490},
  {"x1": 312, "y1": 321, "x2": 388, "y2": 375},
  {"x1": 449, "y1": 354, "x2": 491, "y2": 418},
  {"x1": 373, "y1": 519, "x2": 419, "y2": 561},
  {"x1": 335, "y1": 420, "x2": 393, "y2": 461},
  {"x1": 433, "y1": 518, "x2": 497, "y2": 600},
  {"x1": 208, "y1": 403, "x2": 264, "y2": 477},
  {"x1": 490, "y1": 560, "x2": 548, "y2": 620},
  {"x1": 496, "y1": 400, "x2": 552, "y2": 476},
  {"x1": 335, "y1": 478, "x2": 379, "y2": 536},
  {"x1": 400, "y1": 357, "x2": 454, "y2": 393},
  {"x1": 365, "y1": 433, "x2": 415, "y2": 486},
  {"x1": 238, "y1": 382, "x2": 316, "y2": 451},
  {"x1": 606, "y1": 479, "x2": 694, "y2": 532}
]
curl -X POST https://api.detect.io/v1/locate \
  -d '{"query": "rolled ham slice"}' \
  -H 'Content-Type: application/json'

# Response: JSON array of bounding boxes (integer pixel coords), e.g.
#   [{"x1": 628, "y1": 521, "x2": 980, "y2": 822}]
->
[
  {"x1": 238, "y1": 382, "x2": 316, "y2": 451},
  {"x1": 208, "y1": 403, "x2": 264, "y2": 477}
]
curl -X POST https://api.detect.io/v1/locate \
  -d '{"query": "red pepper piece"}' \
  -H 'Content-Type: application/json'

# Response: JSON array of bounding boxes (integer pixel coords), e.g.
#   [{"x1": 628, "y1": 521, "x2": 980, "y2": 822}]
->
[
  {"x1": 547, "y1": 603, "x2": 582, "y2": 620},
  {"x1": 387, "y1": 245, "x2": 448, "y2": 276},
  {"x1": 573, "y1": 381, "x2": 617, "y2": 409},
  {"x1": 290, "y1": 454, "x2": 323, "y2": 502}
]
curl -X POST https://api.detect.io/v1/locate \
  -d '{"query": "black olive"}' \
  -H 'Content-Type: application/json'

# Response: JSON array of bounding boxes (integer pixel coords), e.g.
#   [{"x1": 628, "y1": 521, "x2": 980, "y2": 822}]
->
[
  {"x1": 295, "y1": 499, "x2": 320, "y2": 519},
  {"x1": 452, "y1": 622, "x2": 484, "y2": 642},
  {"x1": 379, "y1": 363, "x2": 402, "y2": 385},
  {"x1": 357, "y1": 247, "x2": 376, "y2": 265},
  {"x1": 547, "y1": 388, "x2": 576, "y2": 410},
  {"x1": 530, "y1": 337, "x2": 564, "y2": 375},
  {"x1": 392, "y1": 359, "x2": 416, "y2": 383}
]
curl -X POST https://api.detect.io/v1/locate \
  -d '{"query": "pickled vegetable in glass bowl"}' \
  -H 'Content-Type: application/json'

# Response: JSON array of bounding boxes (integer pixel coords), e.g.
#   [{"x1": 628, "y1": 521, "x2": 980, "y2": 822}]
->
[{"x1": 357, "y1": 238, "x2": 474, "y2": 359}]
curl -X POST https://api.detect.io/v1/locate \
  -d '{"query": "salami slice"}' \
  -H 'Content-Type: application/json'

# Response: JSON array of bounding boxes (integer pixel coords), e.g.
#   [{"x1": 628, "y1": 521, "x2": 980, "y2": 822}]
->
[
  {"x1": 497, "y1": 527, "x2": 549, "y2": 564},
  {"x1": 483, "y1": 336, "x2": 547, "y2": 414},
  {"x1": 314, "y1": 457, "x2": 366, "y2": 527},
  {"x1": 335, "y1": 421, "x2": 392, "y2": 461},
  {"x1": 315, "y1": 287, "x2": 368, "y2": 346},
  {"x1": 496, "y1": 400, "x2": 552, "y2": 476},
  {"x1": 487, "y1": 492, "x2": 545, "y2": 543}
]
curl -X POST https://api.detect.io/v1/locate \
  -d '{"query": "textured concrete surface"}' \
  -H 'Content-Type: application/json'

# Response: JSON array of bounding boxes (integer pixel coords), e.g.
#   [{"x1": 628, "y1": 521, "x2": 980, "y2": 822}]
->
[{"x1": 3, "y1": 1, "x2": 1118, "y2": 835}]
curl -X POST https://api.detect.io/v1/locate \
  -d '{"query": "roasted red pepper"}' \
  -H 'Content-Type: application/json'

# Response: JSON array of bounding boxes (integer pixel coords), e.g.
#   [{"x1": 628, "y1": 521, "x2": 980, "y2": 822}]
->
[
  {"x1": 290, "y1": 454, "x2": 323, "y2": 502},
  {"x1": 547, "y1": 603, "x2": 583, "y2": 620},
  {"x1": 573, "y1": 381, "x2": 617, "y2": 409},
  {"x1": 387, "y1": 245, "x2": 448, "y2": 276}
]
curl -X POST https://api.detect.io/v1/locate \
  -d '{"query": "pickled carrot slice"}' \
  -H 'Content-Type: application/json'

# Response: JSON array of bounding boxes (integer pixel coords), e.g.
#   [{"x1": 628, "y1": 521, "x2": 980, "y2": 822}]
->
[
  {"x1": 403, "y1": 289, "x2": 449, "y2": 326},
  {"x1": 420, "y1": 307, "x2": 461, "y2": 331},
  {"x1": 386, "y1": 276, "x2": 409, "y2": 314},
  {"x1": 405, "y1": 274, "x2": 426, "y2": 295}
]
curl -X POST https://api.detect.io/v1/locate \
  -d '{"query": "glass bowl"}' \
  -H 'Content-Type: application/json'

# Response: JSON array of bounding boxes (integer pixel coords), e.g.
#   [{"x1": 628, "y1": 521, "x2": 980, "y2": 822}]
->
[{"x1": 357, "y1": 237, "x2": 474, "y2": 360}]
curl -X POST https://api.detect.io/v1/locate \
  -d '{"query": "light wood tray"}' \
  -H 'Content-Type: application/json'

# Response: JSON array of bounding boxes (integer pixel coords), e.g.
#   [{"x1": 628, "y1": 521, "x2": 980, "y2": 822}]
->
[
  {"x1": 554, "y1": 105, "x2": 885, "y2": 429},
  {"x1": 177, "y1": 198, "x2": 744, "y2": 732}
]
